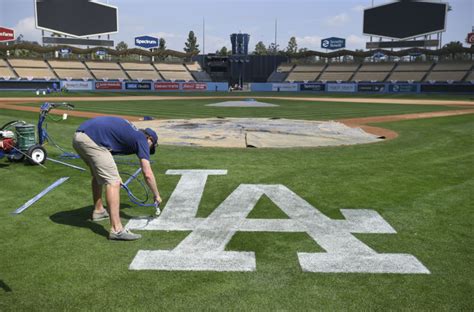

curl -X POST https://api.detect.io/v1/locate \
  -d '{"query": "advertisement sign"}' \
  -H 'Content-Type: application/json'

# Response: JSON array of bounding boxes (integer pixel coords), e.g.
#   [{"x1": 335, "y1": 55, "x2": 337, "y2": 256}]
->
[
  {"x1": 60, "y1": 81, "x2": 92, "y2": 91},
  {"x1": 0, "y1": 27, "x2": 15, "y2": 42},
  {"x1": 327, "y1": 83, "x2": 356, "y2": 93},
  {"x1": 154, "y1": 82, "x2": 180, "y2": 90},
  {"x1": 272, "y1": 83, "x2": 298, "y2": 92},
  {"x1": 96, "y1": 50, "x2": 106, "y2": 56},
  {"x1": 467, "y1": 32, "x2": 474, "y2": 45},
  {"x1": 421, "y1": 84, "x2": 474, "y2": 93},
  {"x1": 95, "y1": 81, "x2": 122, "y2": 90},
  {"x1": 357, "y1": 84, "x2": 386, "y2": 92},
  {"x1": 135, "y1": 35, "x2": 159, "y2": 49},
  {"x1": 300, "y1": 83, "x2": 325, "y2": 92},
  {"x1": 182, "y1": 83, "x2": 208, "y2": 91},
  {"x1": 321, "y1": 37, "x2": 346, "y2": 50},
  {"x1": 388, "y1": 84, "x2": 418, "y2": 93},
  {"x1": 125, "y1": 82, "x2": 151, "y2": 90},
  {"x1": 59, "y1": 48, "x2": 71, "y2": 55}
]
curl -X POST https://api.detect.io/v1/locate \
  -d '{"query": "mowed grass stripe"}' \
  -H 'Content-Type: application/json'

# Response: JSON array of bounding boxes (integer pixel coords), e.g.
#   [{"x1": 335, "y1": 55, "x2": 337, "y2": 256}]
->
[{"x1": 22, "y1": 99, "x2": 460, "y2": 120}]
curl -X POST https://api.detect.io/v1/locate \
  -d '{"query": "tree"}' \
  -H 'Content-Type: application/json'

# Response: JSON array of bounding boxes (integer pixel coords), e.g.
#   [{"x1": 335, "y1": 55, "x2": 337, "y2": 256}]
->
[
  {"x1": 267, "y1": 42, "x2": 279, "y2": 54},
  {"x1": 116, "y1": 41, "x2": 128, "y2": 51},
  {"x1": 158, "y1": 38, "x2": 167, "y2": 51},
  {"x1": 286, "y1": 37, "x2": 298, "y2": 55},
  {"x1": 216, "y1": 46, "x2": 229, "y2": 56},
  {"x1": 253, "y1": 41, "x2": 267, "y2": 55},
  {"x1": 443, "y1": 41, "x2": 465, "y2": 60},
  {"x1": 184, "y1": 31, "x2": 200, "y2": 54}
]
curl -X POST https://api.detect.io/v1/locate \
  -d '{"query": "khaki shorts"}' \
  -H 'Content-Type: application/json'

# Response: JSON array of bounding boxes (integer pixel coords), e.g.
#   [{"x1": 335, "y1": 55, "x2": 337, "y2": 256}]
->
[{"x1": 72, "y1": 132, "x2": 121, "y2": 185}]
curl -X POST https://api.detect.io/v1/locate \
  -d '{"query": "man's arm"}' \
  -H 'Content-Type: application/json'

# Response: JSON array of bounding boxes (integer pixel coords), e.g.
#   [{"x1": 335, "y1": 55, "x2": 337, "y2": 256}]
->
[{"x1": 140, "y1": 158, "x2": 162, "y2": 204}]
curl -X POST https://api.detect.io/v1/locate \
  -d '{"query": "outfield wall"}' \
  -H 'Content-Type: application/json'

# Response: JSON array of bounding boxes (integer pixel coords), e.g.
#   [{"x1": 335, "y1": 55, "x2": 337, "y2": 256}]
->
[
  {"x1": 250, "y1": 82, "x2": 474, "y2": 93},
  {"x1": 0, "y1": 80, "x2": 229, "y2": 92}
]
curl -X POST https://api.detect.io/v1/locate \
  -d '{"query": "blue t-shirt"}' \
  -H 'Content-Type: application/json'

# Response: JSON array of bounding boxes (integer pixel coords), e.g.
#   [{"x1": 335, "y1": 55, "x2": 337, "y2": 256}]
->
[{"x1": 77, "y1": 116, "x2": 150, "y2": 160}]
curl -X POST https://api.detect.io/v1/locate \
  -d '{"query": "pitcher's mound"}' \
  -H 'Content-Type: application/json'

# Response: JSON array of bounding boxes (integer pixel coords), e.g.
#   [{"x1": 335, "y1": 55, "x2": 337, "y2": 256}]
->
[{"x1": 133, "y1": 118, "x2": 383, "y2": 148}]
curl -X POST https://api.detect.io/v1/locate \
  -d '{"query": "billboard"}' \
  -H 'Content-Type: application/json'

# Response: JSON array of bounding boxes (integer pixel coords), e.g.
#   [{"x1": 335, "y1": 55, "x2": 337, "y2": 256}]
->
[
  {"x1": 182, "y1": 83, "x2": 208, "y2": 91},
  {"x1": 357, "y1": 84, "x2": 385, "y2": 92},
  {"x1": 421, "y1": 84, "x2": 474, "y2": 93},
  {"x1": 467, "y1": 33, "x2": 474, "y2": 45},
  {"x1": 388, "y1": 84, "x2": 418, "y2": 93},
  {"x1": 154, "y1": 82, "x2": 180, "y2": 90},
  {"x1": 363, "y1": 1, "x2": 447, "y2": 39},
  {"x1": 272, "y1": 83, "x2": 298, "y2": 92},
  {"x1": 125, "y1": 82, "x2": 152, "y2": 90},
  {"x1": 321, "y1": 37, "x2": 346, "y2": 50},
  {"x1": 327, "y1": 83, "x2": 356, "y2": 93},
  {"x1": 300, "y1": 83, "x2": 325, "y2": 92},
  {"x1": 60, "y1": 81, "x2": 93, "y2": 91},
  {"x1": 0, "y1": 27, "x2": 15, "y2": 42},
  {"x1": 35, "y1": 0, "x2": 118, "y2": 38},
  {"x1": 95, "y1": 81, "x2": 122, "y2": 90},
  {"x1": 135, "y1": 36, "x2": 159, "y2": 49}
]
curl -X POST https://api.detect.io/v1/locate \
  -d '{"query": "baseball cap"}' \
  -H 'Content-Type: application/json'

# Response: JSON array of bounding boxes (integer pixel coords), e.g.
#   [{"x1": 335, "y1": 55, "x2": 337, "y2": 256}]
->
[{"x1": 143, "y1": 128, "x2": 158, "y2": 154}]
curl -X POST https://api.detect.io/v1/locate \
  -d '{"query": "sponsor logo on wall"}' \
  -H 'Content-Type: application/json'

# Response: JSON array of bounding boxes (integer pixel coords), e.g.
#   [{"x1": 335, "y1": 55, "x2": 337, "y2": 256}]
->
[
  {"x1": 182, "y1": 83, "x2": 207, "y2": 91},
  {"x1": 0, "y1": 27, "x2": 15, "y2": 42},
  {"x1": 125, "y1": 82, "x2": 152, "y2": 90},
  {"x1": 60, "y1": 81, "x2": 92, "y2": 91},
  {"x1": 95, "y1": 81, "x2": 122, "y2": 90},
  {"x1": 272, "y1": 83, "x2": 298, "y2": 92},
  {"x1": 388, "y1": 84, "x2": 418, "y2": 93},
  {"x1": 327, "y1": 83, "x2": 356, "y2": 93},
  {"x1": 154, "y1": 82, "x2": 180, "y2": 90},
  {"x1": 300, "y1": 83, "x2": 325, "y2": 92},
  {"x1": 357, "y1": 84, "x2": 385, "y2": 92}
]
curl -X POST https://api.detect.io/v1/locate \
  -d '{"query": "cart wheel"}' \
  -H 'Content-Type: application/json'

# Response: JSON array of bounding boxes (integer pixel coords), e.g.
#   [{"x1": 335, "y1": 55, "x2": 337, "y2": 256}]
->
[
  {"x1": 7, "y1": 153, "x2": 25, "y2": 162},
  {"x1": 27, "y1": 145, "x2": 47, "y2": 165}
]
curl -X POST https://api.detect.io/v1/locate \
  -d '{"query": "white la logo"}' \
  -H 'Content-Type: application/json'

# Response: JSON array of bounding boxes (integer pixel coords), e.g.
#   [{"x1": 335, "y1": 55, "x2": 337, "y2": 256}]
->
[{"x1": 127, "y1": 170, "x2": 430, "y2": 274}]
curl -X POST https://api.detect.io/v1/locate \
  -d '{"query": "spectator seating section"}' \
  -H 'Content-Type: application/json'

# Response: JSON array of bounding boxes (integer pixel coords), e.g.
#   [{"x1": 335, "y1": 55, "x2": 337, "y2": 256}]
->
[
  {"x1": 465, "y1": 71, "x2": 474, "y2": 82},
  {"x1": 387, "y1": 62, "x2": 432, "y2": 82},
  {"x1": 185, "y1": 62, "x2": 212, "y2": 81},
  {"x1": 319, "y1": 64, "x2": 359, "y2": 82},
  {"x1": 8, "y1": 59, "x2": 56, "y2": 80},
  {"x1": 86, "y1": 61, "x2": 127, "y2": 80},
  {"x1": 154, "y1": 63, "x2": 195, "y2": 81},
  {"x1": 352, "y1": 63, "x2": 395, "y2": 82},
  {"x1": 47, "y1": 60, "x2": 93, "y2": 80},
  {"x1": 277, "y1": 64, "x2": 294, "y2": 72},
  {"x1": 285, "y1": 64, "x2": 325, "y2": 82},
  {"x1": 121, "y1": 62, "x2": 161, "y2": 80},
  {"x1": 425, "y1": 62, "x2": 473, "y2": 82},
  {"x1": 0, "y1": 59, "x2": 16, "y2": 79}
]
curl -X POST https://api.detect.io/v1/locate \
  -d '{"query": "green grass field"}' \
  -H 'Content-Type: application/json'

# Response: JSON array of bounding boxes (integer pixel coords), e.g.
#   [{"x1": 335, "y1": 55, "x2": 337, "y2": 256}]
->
[{"x1": 0, "y1": 95, "x2": 473, "y2": 311}]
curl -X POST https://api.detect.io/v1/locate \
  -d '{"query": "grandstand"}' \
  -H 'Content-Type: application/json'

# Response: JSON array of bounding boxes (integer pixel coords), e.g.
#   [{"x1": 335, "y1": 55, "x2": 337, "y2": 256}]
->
[
  {"x1": 319, "y1": 63, "x2": 359, "y2": 82},
  {"x1": 387, "y1": 62, "x2": 433, "y2": 82},
  {"x1": 121, "y1": 62, "x2": 162, "y2": 81},
  {"x1": 86, "y1": 61, "x2": 128, "y2": 80},
  {"x1": 352, "y1": 63, "x2": 395, "y2": 82},
  {"x1": 268, "y1": 61, "x2": 473, "y2": 83},
  {"x1": 425, "y1": 62, "x2": 472, "y2": 83},
  {"x1": 8, "y1": 59, "x2": 56, "y2": 80},
  {"x1": 154, "y1": 63, "x2": 195, "y2": 81},
  {"x1": 185, "y1": 62, "x2": 212, "y2": 82},
  {"x1": 0, "y1": 59, "x2": 16, "y2": 80},
  {"x1": 48, "y1": 60, "x2": 93, "y2": 80}
]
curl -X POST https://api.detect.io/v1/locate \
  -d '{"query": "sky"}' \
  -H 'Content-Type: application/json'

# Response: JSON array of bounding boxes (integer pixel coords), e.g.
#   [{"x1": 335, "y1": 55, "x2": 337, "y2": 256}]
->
[{"x1": 1, "y1": 0, "x2": 473, "y2": 53}]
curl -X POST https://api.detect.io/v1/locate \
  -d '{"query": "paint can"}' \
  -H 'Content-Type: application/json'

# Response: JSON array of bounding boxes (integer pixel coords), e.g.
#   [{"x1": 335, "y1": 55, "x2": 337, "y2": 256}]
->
[{"x1": 15, "y1": 124, "x2": 36, "y2": 152}]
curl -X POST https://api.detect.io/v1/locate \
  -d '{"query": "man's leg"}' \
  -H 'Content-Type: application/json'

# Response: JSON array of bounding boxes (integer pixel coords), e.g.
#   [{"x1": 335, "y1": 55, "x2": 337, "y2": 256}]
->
[
  {"x1": 105, "y1": 181, "x2": 123, "y2": 233},
  {"x1": 92, "y1": 177, "x2": 105, "y2": 213}
]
